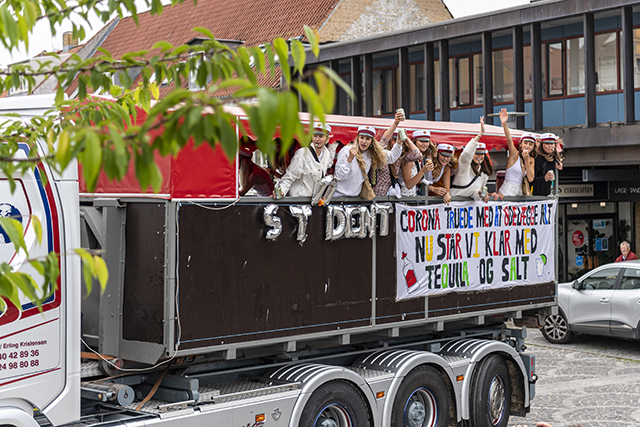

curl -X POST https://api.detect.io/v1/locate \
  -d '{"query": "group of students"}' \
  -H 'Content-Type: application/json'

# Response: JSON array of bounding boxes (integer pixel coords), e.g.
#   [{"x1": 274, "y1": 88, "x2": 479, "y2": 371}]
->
[{"x1": 237, "y1": 107, "x2": 564, "y2": 202}]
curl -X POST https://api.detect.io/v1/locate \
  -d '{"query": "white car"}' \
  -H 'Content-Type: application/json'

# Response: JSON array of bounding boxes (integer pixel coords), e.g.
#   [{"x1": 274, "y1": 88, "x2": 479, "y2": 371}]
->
[{"x1": 542, "y1": 260, "x2": 640, "y2": 344}]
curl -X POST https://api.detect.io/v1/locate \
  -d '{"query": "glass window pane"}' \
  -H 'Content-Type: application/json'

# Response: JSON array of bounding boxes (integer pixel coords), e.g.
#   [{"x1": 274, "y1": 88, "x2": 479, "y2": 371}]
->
[
  {"x1": 493, "y1": 48, "x2": 514, "y2": 103},
  {"x1": 548, "y1": 42, "x2": 563, "y2": 96},
  {"x1": 384, "y1": 68, "x2": 394, "y2": 113},
  {"x1": 473, "y1": 54, "x2": 483, "y2": 104},
  {"x1": 620, "y1": 32, "x2": 624, "y2": 90},
  {"x1": 373, "y1": 70, "x2": 382, "y2": 115},
  {"x1": 524, "y1": 46, "x2": 532, "y2": 101},
  {"x1": 541, "y1": 43, "x2": 546, "y2": 97},
  {"x1": 449, "y1": 58, "x2": 456, "y2": 107},
  {"x1": 410, "y1": 63, "x2": 425, "y2": 112},
  {"x1": 634, "y1": 29, "x2": 640, "y2": 88},
  {"x1": 458, "y1": 57, "x2": 471, "y2": 106},
  {"x1": 566, "y1": 37, "x2": 585, "y2": 95},
  {"x1": 396, "y1": 67, "x2": 401, "y2": 111},
  {"x1": 581, "y1": 267, "x2": 621, "y2": 290},
  {"x1": 338, "y1": 74, "x2": 351, "y2": 115},
  {"x1": 595, "y1": 32, "x2": 618, "y2": 92},
  {"x1": 434, "y1": 60, "x2": 440, "y2": 110}
]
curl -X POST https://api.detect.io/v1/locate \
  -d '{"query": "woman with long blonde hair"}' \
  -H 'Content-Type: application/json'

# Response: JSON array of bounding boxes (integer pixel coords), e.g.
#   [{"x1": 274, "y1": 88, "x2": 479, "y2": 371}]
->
[{"x1": 334, "y1": 125, "x2": 402, "y2": 197}]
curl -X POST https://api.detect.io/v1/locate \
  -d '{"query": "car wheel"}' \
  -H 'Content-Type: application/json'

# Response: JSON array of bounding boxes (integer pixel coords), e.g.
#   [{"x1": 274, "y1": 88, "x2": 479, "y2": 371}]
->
[{"x1": 541, "y1": 312, "x2": 573, "y2": 344}]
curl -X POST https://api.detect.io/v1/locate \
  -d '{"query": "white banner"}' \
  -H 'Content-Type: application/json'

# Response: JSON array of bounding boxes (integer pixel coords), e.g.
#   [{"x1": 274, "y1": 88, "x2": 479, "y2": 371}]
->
[{"x1": 396, "y1": 200, "x2": 556, "y2": 300}]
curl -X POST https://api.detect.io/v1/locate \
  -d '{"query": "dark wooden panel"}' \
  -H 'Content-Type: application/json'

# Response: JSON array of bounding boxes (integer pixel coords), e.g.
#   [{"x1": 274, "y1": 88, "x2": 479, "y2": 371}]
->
[
  {"x1": 375, "y1": 211, "x2": 426, "y2": 324},
  {"x1": 122, "y1": 203, "x2": 166, "y2": 344},
  {"x1": 428, "y1": 282, "x2": 556, "y2": 318},
  {"x1": 177, "y1": 203, "x2": 372, "y2": 349}
]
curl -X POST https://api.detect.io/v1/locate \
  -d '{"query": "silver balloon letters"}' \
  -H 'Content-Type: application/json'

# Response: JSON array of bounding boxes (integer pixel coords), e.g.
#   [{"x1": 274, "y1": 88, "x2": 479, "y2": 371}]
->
[
  {"x1": 289, "y1": 205, "x2": 312, "y2": 244},
  {"x1": 326, "y1": 205, "x2": 347, "y2": 240},
  {"x1": 311, "y1": 175, "x2": 338, "y2": 206},
  {"x1": 326, "y1": 203, "x2": 393, "y2": 241},
  {"x1": 265, "y1": 203, "x2": 392, "y2": 242},
  {"x1": 264, "y1": 204, "x2": 282, "y2": 241}
]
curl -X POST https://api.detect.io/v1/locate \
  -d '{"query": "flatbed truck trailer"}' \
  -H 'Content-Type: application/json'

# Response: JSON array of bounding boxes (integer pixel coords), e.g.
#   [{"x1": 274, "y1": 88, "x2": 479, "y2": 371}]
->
[{"x1": 0, "y1": 94, "x2": 556, "y2": 427}]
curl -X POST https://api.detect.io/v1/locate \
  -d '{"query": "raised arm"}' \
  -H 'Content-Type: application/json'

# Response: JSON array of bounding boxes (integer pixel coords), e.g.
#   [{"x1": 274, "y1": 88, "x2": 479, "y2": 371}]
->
[
  {"x1": 500, "y1": 109, "x2": 518, "y2": 169},
  {"x1": 458, "y1": 116, "x2": 484, "y2": 169},
  {"x1": 381, "y1": 111, "x2": 404, "y2": 142}
]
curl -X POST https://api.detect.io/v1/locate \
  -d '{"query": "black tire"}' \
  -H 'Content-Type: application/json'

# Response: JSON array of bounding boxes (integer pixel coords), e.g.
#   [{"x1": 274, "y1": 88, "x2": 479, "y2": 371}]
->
[
  {"x1": 298, "y1": 380, "x2": 371, "y2": 427},
  {"x1": 469, "y1": 355, "x2": 511, "y2": 427},
  {"x1": 390, "y1": 365, "x2": 451, "y2": 427},
  {"x1": 541, "y1": 311, "x2": 573, "y2": 344}
]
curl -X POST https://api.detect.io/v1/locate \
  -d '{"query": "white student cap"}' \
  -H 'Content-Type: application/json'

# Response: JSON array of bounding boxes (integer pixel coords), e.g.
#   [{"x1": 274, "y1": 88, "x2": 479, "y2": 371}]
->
[
  {"x1": 540, "y1": 133, "x2": 557, "y2": 144},
  {"x1": 357, "y1": 125, "x2": 376, "y2": 138},
  {"x1": 437, "y1": 143, "x2": 455, "y2": 157},
  {"x1": 413, "y1": 130, "x2": 431, "y2": 141},
  {"x1": 475, "y1": 142, "x2": 487, "y2": 154},
  {"x1": 519, "y1": 132, "x2": 537, "y2": 143},
  {"x1": 313, "y1": 122, "x2": 332, "y2": 135}
]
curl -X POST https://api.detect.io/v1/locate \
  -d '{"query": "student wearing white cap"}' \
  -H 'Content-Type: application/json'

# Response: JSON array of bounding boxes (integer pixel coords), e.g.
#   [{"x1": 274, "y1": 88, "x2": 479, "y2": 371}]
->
[
  {"x1": 429, "y1": 142, "x2": 457, "y2": 203},
  {"x1": 450, "y1": 116, "x2": 494, "y2": 201},
  {"x1": 398, "y1": 129, "x2": 435, "y2": 197},
  {"x1": 334, "y1": 124, "x2": 403, "y2": 197},
  {"x1": 371, "y1": 111, "x2": 418, "y2": 197},
  {"x1": 496, "y1": 108, "x2": 535, "y2": 197},
  {"x1": 274, "y1": 122, "x2": 334, "y2": 197},
  {"x1": 532, "y1": 132, "x2": 563, "y2": 196}
]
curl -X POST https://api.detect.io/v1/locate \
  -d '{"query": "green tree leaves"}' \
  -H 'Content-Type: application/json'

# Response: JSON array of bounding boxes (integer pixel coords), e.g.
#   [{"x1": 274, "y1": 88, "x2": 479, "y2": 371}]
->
[{"x1": 0, "y1": 0, "x2": 350, "y2": 311}]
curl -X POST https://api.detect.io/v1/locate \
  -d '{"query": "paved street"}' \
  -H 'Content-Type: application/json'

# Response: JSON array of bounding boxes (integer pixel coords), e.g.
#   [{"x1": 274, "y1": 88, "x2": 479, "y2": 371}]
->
[{"x1": 508, "y1": 327, "x2": 640, "y2": 427}]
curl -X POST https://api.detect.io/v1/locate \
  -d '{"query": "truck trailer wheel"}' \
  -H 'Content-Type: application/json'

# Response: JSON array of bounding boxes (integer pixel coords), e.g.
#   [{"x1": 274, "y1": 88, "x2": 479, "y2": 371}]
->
[
  {"x1": 298, "y1": 380, "x2": 371, "y2": 427},
  {"x1": 390, "y1": 366, "x2": 451, "y2": 427},
  {"x1": 469, "y1": 355, "x2": 511, "y2": 427},
  {"x1": 541, "y1": 312, "x2": 573, "y2": 344}
]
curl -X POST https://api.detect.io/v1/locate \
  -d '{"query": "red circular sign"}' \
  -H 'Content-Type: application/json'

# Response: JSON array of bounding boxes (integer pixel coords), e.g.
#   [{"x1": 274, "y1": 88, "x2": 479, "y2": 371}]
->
[{"x1": 572, "y1": 230, "x2": 584, "y2": 247}]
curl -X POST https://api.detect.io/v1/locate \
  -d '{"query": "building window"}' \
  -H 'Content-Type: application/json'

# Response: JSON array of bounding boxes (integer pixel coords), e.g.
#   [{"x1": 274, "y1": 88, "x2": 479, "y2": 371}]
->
[
  {"x1": 458, "y1": 57, "x2": 471, "y2": 106},
  {"x1": 473, "y1": 54, "x2": 483, "y2": 104},
  {"x1": 410, "y1": 63, "x2": 424, "y2": 112},
  {"x1": 434, "y1": 60, "x2": 440, "y2": 110},
  {"x1": 337, "y1": 73, "x2": 352, "y2": 115},
  {"x1": 449, "y1": 58, "x2": 456, "y2": 107},
  {"x1": 449, "y1": 56, "x2": 473, "y2": 108},
  {"x1": 566, "y1": 37, "x2": 585, "y2": 95},
  {"x1": 547, "y1": 42, "x2": 564, "y2": 96},
  {"x1": 633, "y1": 29, "x2": 640, "y2": 88},
  {"x1": 595, "y1": 32, "x2": 618, "y2": 92},
  {"x1": 493, "y1": 48, "x2": 514, "y2": 103},
  {"x1": 373, "y1": 67, "x2": 396, "y2": 115},
  {"x1": 524, "y1": 45, "x2": 532, "y2": 100}
]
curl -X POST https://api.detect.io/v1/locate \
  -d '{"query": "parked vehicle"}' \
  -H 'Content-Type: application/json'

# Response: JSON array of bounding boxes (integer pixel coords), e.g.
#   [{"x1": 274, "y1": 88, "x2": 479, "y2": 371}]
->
[
  {"x1": 542, "y1": 260, "x2": 640, "y2": 344},
  {"x1": 0, "y1": 95, "x2": 556, "y2": 427}
]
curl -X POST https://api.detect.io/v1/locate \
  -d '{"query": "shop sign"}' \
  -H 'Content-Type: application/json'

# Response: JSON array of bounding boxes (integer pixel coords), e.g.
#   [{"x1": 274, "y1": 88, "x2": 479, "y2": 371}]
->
[
  {"x1": 610, "y1": 181, "x2": 640, "y2": 201},
  {"x1": 557, "y1": 184, "x2": 593, "y2": 198}
]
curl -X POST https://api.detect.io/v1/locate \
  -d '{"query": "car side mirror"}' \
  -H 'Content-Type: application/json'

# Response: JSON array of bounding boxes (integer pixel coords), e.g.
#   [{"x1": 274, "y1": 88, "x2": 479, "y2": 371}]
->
[{"x1": 572, "y1": 280, "x2": 581, "y2": 290}]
